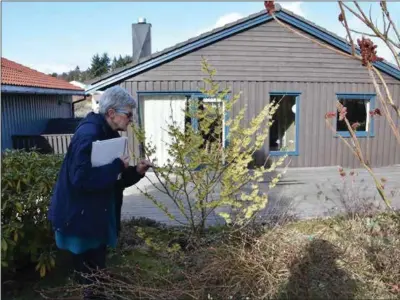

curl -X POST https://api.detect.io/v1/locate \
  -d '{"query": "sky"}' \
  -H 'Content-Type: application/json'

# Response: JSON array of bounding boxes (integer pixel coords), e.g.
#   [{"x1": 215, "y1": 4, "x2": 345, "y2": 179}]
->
[{"x1": 2, "y1": 1, "x2": 399, "y2": 75}]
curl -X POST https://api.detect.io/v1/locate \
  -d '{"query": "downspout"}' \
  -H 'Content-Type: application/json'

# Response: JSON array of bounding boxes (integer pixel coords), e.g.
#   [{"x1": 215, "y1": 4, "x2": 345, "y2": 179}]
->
[{"x1": 72, "y1": 95, "x2": 87, "y2": 117}]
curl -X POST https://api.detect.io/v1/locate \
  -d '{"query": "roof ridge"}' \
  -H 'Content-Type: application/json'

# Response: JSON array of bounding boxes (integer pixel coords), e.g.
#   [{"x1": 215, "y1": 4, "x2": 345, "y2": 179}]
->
[
  {"x1": 85, "y1": 9, "x2": 267, "y2": 85},
  {"x1": 3, "y1": 57, "x2": 39, "y2": 72},
  {"x1": 86, "y1": 5, "x2": 399, "y2": 90},
  {"x1": 2, "y1": 57, "x2": 57, "y2": 77},
  {"x1": 1, "y1": 57, "x2": 84, "y2": 91},
  {"x1": 280, "y1": 7, "x2": 400, "y2": 69}
]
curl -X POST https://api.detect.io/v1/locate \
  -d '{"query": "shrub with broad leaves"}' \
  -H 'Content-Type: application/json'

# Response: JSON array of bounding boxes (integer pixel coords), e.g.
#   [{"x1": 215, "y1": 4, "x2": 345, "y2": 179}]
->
[{"x1": 1, "y1": 150, "x2": 63, "y2": 277}]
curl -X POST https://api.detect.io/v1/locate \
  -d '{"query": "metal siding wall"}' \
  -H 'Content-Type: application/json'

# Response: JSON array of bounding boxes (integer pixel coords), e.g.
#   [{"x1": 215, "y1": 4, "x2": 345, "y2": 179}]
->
[
  {"x1": 123, "y1": 80, "x2": 400, "y2": 168},
  {"x1": 1, "y1": 94, "x2": 73, "y2": 150}
]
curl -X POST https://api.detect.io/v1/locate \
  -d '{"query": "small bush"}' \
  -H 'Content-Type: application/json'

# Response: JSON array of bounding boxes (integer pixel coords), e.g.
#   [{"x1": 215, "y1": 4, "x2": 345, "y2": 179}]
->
[
  {"x1": 1, "y1": 150, "x2": 63, "y2": 277},
  {"x1": 192, "y1": 212, "x2": 400, "y2": 299},
  {"x1": 54, "y1": 212, "x2": 399, "y2": 300},
  {"x1": 132, "y1": 59, "x2": 287, "y2": 235}
]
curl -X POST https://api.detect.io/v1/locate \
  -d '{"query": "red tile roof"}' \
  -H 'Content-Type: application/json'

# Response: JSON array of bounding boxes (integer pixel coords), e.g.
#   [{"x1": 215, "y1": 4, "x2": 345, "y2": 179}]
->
[{"x1": 1, "y1": 57, "x2": 83, "y2": 91}]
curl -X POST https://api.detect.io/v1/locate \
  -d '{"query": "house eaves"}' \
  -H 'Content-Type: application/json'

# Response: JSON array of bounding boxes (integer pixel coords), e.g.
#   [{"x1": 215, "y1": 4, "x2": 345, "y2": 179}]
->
[
  {"x1": 2, "y1": 84, "x2": 85, "y2": 95},
  {"x1": 85, "y1": 8, "x2": 400, "y2": 94}
]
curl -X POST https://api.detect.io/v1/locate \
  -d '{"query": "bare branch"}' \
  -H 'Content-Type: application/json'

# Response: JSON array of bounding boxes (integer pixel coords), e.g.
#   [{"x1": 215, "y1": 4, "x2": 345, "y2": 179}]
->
[
  {"x1": 142, "y1": 151, "x2": 192, "y2": 224},
  {"x1": 344, "y1": 2, "x2": 400, "y2": 69},
  {"x1": 369, "y1": 5, "x2": 374, "y2": 27},
  {"x1": 325, "y1": 112, "x2": 392, "y2": 210},
  {"x1": 382, "y1": 9, "x2": 387, "y2": 37},
  {"x1": 381, "y1": 1, "x2": 400, "y2": 43},
  {"x1": 384, "y1": 41, "x2": 400, "y2": 69},
  {"x1": 342, "y1": 2, "x2": 367, "y2": 24},
  {"x1": 368, "y1": 67, "x2": 400, "y2": 144},
  {"x1": 371, "y1": 66, "x2": 400, "y2": 118},
  {"x1": 339, "y1": 1, "x2": 356, "y2": 55},
  {"x1": 384, "y1": 22, "x2": 391, "y2": 39},
  {"x1": 349, "y1": 28, "x2": 378, "y2": 38},
  {"x1": 354, "y1": 2, "x2": 371, "y2": 25},
  {"x1": 269, "y1": 12, "x2": 362, "y2": 62}
]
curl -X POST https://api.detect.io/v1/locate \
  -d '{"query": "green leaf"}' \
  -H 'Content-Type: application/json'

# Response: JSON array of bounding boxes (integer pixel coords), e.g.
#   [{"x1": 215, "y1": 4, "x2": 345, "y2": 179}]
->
[
  {"x1": 1, "y1": 150, "x2": 63, "y2": 272},
  {"x1": 50, "y1": 257, "x2": 55, "y2": 268},
  {"x1": 15, "y1": 202, "x2": 23, "y2": 213},
  {"x1": 2, "y1": 239, "x2": 8, "y2": 252},
  {"x1": 40, "y1": 265, "x2": 46, "y2": 277},
  {"x1": 218, "y1": 212, "x2": 232, "y2": 224}
]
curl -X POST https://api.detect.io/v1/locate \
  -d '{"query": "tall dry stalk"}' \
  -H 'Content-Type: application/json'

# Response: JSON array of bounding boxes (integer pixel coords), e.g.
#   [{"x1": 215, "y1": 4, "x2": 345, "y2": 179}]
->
[{"x1": 265, "y1": 1, "x2": 399, "y2": 209}]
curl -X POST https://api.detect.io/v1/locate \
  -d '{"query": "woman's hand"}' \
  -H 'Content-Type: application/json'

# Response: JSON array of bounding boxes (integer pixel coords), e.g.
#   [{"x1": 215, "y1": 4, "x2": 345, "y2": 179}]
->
[
  {"x1": 136, "y1": 160, "x2": 153, "y2": 175},
  {"x1": 120, "y1": 155, "x2": 130, "y2": 169}
]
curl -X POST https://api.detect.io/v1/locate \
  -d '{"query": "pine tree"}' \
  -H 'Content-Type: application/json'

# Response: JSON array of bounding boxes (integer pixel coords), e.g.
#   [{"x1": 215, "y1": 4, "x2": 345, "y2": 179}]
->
[
  {"x1": 66, "y1": 66, "x2": 81, "y2": 82},
  {"x1": 89, "y1": 53, "x2": 110, "y2": 78},
  {"x1": 111, "y1": 54, "x2": 133, "y2": 71},
  {"x1": 111, "y1": 56, "x2": 119, "y2": 71}
]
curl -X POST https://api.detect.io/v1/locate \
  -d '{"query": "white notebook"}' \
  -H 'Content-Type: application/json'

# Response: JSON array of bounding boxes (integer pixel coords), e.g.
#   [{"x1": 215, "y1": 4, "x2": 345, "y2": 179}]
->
[{"x1": 91, "y1": 136, "x2": 128, "y2": 167}]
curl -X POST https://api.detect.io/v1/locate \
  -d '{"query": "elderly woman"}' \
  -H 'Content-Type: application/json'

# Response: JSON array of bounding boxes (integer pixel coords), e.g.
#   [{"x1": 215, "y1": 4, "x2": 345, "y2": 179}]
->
[{"x1": 48, "y1": 86, "x2": 151, "y2": 298}]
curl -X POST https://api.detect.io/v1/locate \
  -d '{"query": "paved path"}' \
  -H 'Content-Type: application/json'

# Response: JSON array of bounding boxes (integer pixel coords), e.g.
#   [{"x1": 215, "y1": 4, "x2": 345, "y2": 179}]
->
[{"x1": 121, "y1": 165, "x2": 400, "y2": 226}]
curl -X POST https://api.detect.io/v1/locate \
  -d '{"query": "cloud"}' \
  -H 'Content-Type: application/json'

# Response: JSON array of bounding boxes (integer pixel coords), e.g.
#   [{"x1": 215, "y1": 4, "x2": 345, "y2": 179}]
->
[
  {"x1": 349, "y1": 16, "x2": 395, "y2": 64},
  {"x1": 161, "y1": 4, "x2": 306, "y2": 51},
  {"x1": 215, "y1": 12, "x2": 244, "y2": 28},
  {"x1": 196, "y1": 12, "x2": 244, "y2": 36},
  {"x1": 194, "y1": 3, "x2": 306, "y2": 38},
  {"x1": 328, "y1": 12, "x2": 396, "y2": 64},
  {"x1": 26, "y1": 62, "x2": 79, "y2": 75},
  {"x1": 279, "y1": 2, "x2": 306, "y2": 17}
]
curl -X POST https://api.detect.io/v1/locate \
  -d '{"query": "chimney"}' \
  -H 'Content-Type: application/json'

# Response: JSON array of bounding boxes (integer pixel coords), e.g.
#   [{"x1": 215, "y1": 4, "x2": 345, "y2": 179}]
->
[{"x1": 132, "y1": 17, "x2": 151, "y2": 61}]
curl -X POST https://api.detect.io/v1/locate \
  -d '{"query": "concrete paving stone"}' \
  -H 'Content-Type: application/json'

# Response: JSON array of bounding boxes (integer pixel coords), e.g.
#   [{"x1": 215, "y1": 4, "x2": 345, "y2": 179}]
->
[{"x1": 121, "y1": 165, "x2": 400, "y2": 226}]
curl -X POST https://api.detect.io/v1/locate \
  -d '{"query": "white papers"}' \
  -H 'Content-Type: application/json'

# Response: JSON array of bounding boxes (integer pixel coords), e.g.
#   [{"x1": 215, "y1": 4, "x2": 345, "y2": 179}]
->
[{"x1": 91, "y1": 137, "x2": 128, "y2": 167}]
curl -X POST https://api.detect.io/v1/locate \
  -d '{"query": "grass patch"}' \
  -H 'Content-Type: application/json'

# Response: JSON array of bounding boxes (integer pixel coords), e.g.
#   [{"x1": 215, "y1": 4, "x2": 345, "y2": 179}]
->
[
  {"x1": 1, "y1": 250, "x2": 75, "y2": 300},
  {"x1": 3, "y1": 213, "x2": 400, "y2": 299}
]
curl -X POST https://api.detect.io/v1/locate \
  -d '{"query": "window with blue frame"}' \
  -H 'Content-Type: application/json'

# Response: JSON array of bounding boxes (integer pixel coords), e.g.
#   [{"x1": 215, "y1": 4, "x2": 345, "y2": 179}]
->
[
  {"x1": 137, "y1": 92, "x2": 229, "y2": 157},
  {"x1": 269, "y1": 92, "x2": 300, "y2": 156},
  {"x1": 186, "y1": 95, "x2": 225, "y2": 151},
  {"x1": 336, "y1": 93, "x2": 375, "y2": 137}
]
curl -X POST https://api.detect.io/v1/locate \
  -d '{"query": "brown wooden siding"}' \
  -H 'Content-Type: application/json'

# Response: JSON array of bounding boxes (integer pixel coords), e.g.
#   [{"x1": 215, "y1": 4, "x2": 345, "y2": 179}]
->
[
  {"x1": 119, "y1": 19, "x2": 399, "y2": 168},
  {"x1": 121, "y1": 80, "x2": 400, "y2": 168},
  {"x1": 130, "y1": 20, "x2": 397, "y2": 84}
]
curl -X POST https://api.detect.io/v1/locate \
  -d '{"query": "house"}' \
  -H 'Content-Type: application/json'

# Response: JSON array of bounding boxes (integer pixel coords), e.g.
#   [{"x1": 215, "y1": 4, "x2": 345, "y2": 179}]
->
[
  {"x1": 84, "y1": 5, "x2": 400, "y2": 168},
  {"x1": 1, "y1": 57, "x2": 85, "y2": 151},
  {"x1": 70, "y1": 80, "x2": 98, "y2": 118},
  {"x1": 70, "y1": 81, "x2": 105, "y2": 117},
  {"x1": 70, "y1": 81, "x2": 91, "y2": 118}
]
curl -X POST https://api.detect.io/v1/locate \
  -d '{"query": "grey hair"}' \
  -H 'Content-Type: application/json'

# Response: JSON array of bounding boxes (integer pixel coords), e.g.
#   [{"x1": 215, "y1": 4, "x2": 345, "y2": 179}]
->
[{"x1": 98, "y1": 86, "x2": 137, "y2": 114}]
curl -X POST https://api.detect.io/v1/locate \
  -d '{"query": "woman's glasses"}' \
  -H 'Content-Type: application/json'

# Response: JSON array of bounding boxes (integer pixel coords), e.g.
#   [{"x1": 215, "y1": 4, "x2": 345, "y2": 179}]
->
[{"x1": 115, "y1": 109, "x2": 134, "y2": 121}]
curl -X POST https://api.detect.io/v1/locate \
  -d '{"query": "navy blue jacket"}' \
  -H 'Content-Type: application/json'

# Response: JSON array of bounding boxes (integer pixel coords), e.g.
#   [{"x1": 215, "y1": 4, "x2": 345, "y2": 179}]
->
[{"x1": 48, "y1": 112, "x2": 143, "y2": 239}]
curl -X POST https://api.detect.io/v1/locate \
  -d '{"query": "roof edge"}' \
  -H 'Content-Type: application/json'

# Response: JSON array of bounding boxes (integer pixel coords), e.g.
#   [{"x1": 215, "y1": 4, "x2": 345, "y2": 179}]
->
[
  {"x1": 85, "y1": 12, "x2": 274, "y2": 93},
  {"x1": 278, "y1": 10, "x2": 400, "y2": 79},
  {"x1": 85, "y1": 10, "x2": 267, "y2": 87},
  {"x1": 2, "y1": 85, "x2": 85, "y2": 95},
  {"x1": 85, "y1": 9, "x2": 399, "y2": 93}
]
